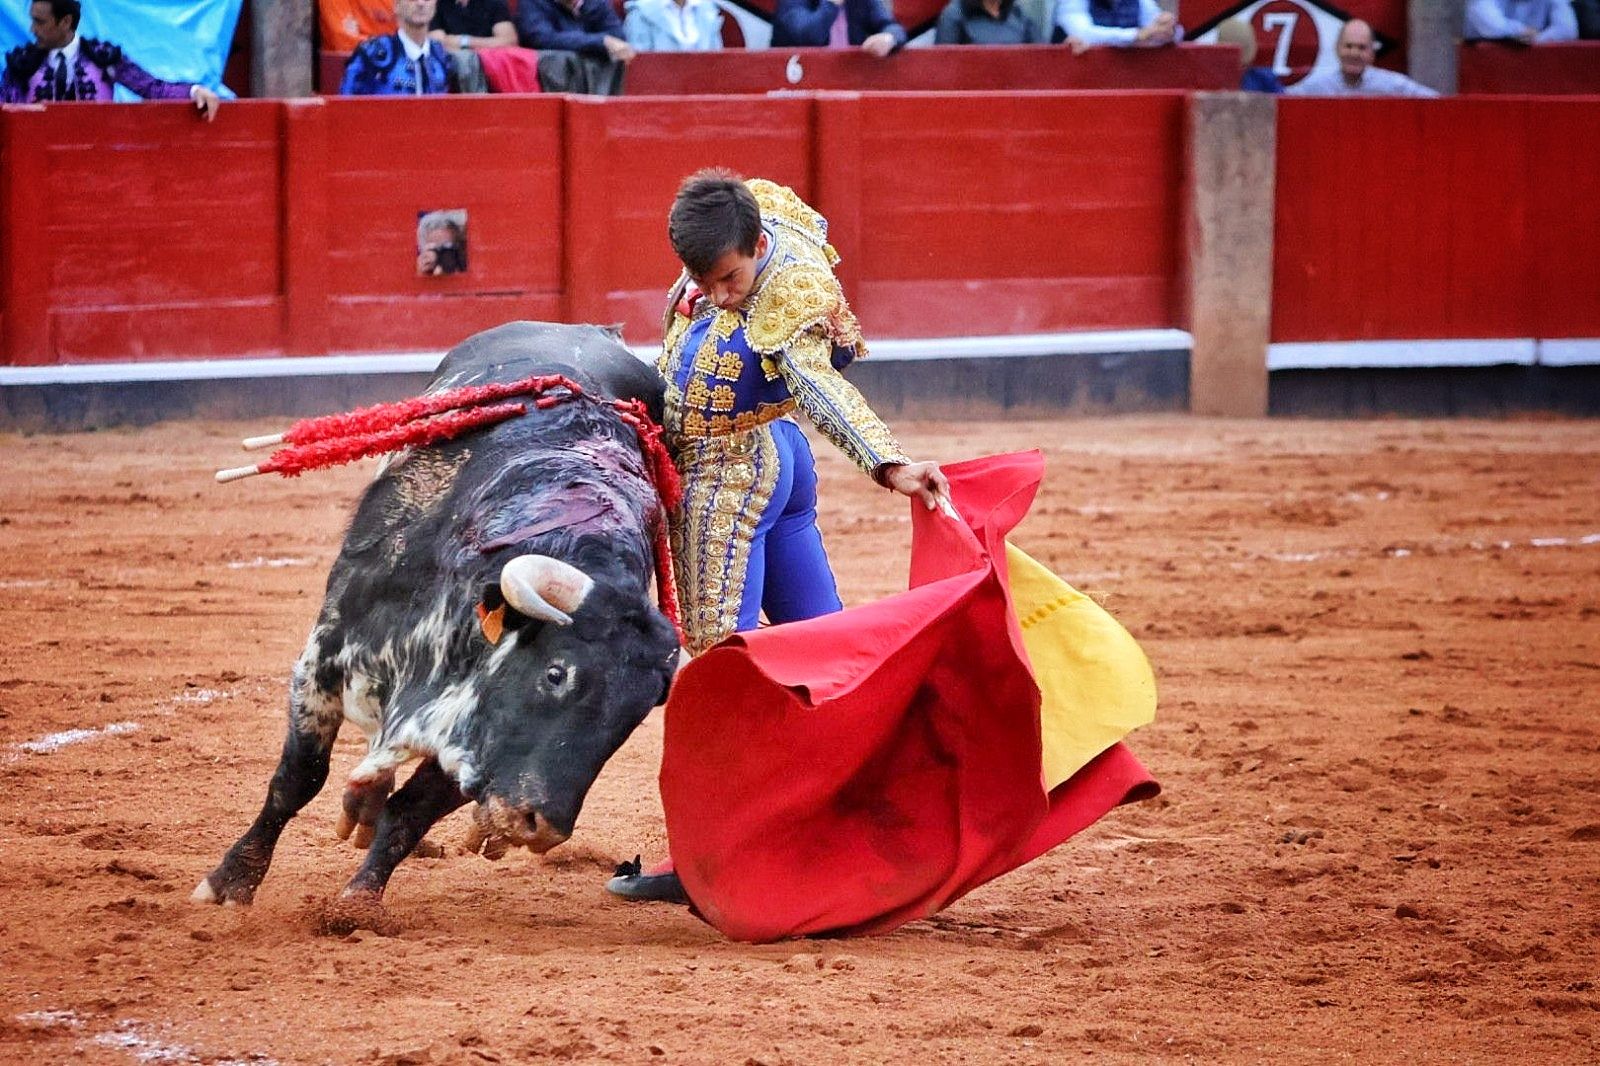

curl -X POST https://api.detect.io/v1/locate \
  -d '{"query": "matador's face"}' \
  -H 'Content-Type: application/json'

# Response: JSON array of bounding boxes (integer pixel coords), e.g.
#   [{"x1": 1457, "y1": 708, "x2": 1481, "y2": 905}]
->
[
  {"x1": 31, "y1": 2, "x2": 75, "y2": 51},
  {"x1": 692, "y1": 230, "x2": 771, "y2": 313}
]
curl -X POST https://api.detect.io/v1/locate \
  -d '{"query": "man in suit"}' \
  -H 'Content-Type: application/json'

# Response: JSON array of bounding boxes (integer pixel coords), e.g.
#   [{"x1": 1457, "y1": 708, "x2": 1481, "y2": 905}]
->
[
  {"x1": 770, "y1": 0, "x2": 907, "y2": 56},
  {"x1": 2, "y1": 0, "x2": 220, "y2": 118},
  {"x1": 342, "y1": 0, "x2": 455, "y2": 95}
]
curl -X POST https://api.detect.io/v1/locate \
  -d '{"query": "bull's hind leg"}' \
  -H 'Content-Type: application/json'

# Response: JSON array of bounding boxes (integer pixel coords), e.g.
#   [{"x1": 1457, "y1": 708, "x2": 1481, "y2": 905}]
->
[
  {"x1": 192, "y1": 655, "x2": 343, "y2": 905},
  {"x1": 340, "y1": 758, "x2": 467, "y2": 901}
]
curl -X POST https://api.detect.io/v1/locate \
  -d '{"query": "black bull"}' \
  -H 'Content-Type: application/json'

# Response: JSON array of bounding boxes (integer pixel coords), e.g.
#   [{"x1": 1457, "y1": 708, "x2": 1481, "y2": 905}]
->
[{"x1": 194, "y1": 322, "x2": 680, "y2": 909}]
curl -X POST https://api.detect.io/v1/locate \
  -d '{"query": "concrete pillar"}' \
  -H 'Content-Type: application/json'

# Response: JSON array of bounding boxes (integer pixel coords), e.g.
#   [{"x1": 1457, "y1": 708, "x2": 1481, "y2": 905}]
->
[
  {"x1": 252, "y1": 0, "x2": 315, "y2": 98},
  {"x1": 1408, "y1": 0, "x2": 1463, "y2": 95},
  {"x1": 1186, "y1": 92, "x2": 1275, "y2": 418}
]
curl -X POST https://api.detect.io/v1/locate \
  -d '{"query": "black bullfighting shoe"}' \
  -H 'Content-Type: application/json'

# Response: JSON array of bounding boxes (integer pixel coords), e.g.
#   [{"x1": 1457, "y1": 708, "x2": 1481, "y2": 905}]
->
[{"x1": 606, "y1": 855, "x2": 689, "y2": 904}]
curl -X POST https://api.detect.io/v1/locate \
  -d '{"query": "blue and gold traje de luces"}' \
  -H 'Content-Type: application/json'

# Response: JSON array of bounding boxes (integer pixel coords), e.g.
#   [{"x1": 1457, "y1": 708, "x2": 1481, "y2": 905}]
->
[{"x1": 658, "y1": 180, "x2": 881, "y2": 453}]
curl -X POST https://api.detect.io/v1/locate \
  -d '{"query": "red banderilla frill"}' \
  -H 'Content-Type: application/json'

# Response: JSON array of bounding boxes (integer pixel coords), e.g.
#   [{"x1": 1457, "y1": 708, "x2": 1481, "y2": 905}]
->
[{"x1": 216, "y1": 376, "x2": 683, "y2": 638}]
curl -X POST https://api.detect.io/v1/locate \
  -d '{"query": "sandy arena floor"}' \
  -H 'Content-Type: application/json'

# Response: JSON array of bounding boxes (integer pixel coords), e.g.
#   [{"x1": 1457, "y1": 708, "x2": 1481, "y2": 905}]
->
[{"x1": 0, "y1": 415, "x2": 1597, "y2": 1065}]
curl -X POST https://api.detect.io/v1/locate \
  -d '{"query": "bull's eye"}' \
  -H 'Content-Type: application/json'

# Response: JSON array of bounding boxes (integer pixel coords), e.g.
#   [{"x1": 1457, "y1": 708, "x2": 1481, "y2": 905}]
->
[{"x1": 545, "y1": 664, "x2": 568, "y2": 687}]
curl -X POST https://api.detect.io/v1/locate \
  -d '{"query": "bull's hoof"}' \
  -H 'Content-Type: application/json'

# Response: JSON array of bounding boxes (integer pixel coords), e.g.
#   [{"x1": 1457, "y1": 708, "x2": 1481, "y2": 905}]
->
[
  {"x1": 338, "y1": 774, "x2": 393, "y2": 849},
  {"x1": 189, "y1": 874, "x2": 254, "y2": 907},
  {"x1": 310, "y1": 893, "x2": 401, "y2": 938}
]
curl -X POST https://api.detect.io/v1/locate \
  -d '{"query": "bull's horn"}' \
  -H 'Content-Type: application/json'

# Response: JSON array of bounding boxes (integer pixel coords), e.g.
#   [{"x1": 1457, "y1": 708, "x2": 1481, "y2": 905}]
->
[{"x1": 500, "y1": 556, "x2": 594, "y2": 626}]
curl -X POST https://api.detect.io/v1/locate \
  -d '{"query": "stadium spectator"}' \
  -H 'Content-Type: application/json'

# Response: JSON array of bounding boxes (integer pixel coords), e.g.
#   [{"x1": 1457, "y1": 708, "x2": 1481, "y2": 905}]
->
[
  {"x1": 321, "y1": 0, "x2": 399, "y2": 52},
  {"x1": 934, "y1": 0, "x2": 1045, "y2": 44},
  {"x1": 342, "y1": 0, "x2": 454, "y2": 94},
  {"x1": 1053, "y1": 0, "x2": 1181, "y2": 54},
  {"x1": 431, "y1": 0, "x2": 518, "y2": 51},
  {"x1": 1, "y1": 0, "x2": 220, "y2": 119},
  {"x1": 770, "y1": 0, "x2": 907, "y2": 57},
  {"x1": 1215, "y1": 17, "x2": 1282, "y2": 92},
  {"x1": 1466, "y1": 0, "x2": 1578, "y2": 42},
  {"x1": 1577, "y1": 0, "x2": 1600, "y2": 36},
  {"x1": 430, "y1": 0, "x2": 541, "y2": 92},
  {"x1": 516, "y1": 0, "x2": 633, "y2": 93},
  {"x1": 624, "y1": 0, "x2": 724, "y2": 51},
  {"x1": 1287, "y1": 18, "x2": 1438, "y2": 96}
]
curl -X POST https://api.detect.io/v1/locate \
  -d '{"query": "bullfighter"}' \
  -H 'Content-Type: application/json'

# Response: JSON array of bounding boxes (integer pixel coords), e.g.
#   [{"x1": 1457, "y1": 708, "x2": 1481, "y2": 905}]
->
[{"x1": 606, "y1": 169, "x2": 948, "y2": 902}]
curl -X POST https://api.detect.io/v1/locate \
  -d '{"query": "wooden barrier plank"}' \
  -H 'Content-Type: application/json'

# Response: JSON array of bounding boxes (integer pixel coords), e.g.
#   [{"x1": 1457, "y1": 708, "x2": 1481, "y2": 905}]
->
[
  {"x1": 1459, "y1": 41, "x2": 1600, "y2": 95},
  {"x1": 624, "y1": 44, "x2": 1240, "y2": 95},
  {"x1": 563, "y1": 94, "x2": 813, "y2": 340},
  {"x1": 1530, "y1": 99, "x2": 1600, "y2": 339},
  {"x1": 1, "y1": 106, "x2": 53, "y2": 365},
  {"x1": 34, "y1": 101, "x2": 283, "y2": 362},
  {"x1": 852, "y1": 92, "x2": 1184, "y2": 336},
  {"x1": 321, "y1": 96, "x2": 565, "y2": 352},
  {"x1": 53, "y1": 301, "x2": 285, "y2": 363},
  {"x1": 1271, "y1": 97, "x2": 1597, "y2": 344},
  {"x1": 283, "y1": 98, "x2": 331, "y2": 357}
]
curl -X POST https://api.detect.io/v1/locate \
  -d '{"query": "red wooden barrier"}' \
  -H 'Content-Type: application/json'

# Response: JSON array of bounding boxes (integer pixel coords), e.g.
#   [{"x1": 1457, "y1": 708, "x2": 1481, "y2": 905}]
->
[
  {"x1": 1272, "y1": 97, "x2": 1600, "y2": 343},
  {"x1": 319, "y1": 95, "x2": 567, "y2": 351},
  {"x1": 562, "y1": 94, "x2": 813, "y2": 335},
  {"x1": 319, "y1": 44, "x2": 1240, "y2": 97},
  {"x1": 624, "y1": 44, "x2": 1240, "y2": 95},
  {"x1": 1, "y1": 100, "x2": 283, "y2": 365},
  {"x1": 1459, "y1": 42, "x2": 1600, "y2": 96},
  {"x1": 2, "y1": 92, "x2": 1189, "y2": 365},
  {"x1": 845, "y1": 91, "x2": 1187, "y2": 336}
]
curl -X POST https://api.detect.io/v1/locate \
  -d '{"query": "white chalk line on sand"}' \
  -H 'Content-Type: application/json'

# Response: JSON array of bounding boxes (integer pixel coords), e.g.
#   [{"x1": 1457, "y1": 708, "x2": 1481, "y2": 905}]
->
[
  {"x1": 8, "y1": 721, "x2": 141, "y2": 757},
  {"x1": 1261, "y1": 531, "x2": 1600, "y2": 565},
  {"x1": 3, "y1": 689, "x2": 236, "y2": 764},
  {"x1": 170, "y1": 689, "x2": 234, "y2": 705},
  {"x1": 225, "y1": 556, "x2": 313, "y2": 570},
  {"x1": 17, "y1": 1009, "x2": 276, "y2": 1066}
]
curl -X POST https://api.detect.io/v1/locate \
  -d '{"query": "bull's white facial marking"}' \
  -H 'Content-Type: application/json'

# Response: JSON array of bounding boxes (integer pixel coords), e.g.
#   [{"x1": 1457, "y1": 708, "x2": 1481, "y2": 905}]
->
[
  {"x1": 485, "y1": 629, "x2": 520, "y2": 675},
  {"x1": 542, "y1": 659, "x2": 577, "y2": 699}
]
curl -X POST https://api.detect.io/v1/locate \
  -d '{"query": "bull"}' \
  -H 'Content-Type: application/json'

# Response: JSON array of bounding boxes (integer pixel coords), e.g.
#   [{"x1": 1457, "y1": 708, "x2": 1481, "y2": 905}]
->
[{"x1": 192, "y1": 322, "x2": 679, "y2": 914}]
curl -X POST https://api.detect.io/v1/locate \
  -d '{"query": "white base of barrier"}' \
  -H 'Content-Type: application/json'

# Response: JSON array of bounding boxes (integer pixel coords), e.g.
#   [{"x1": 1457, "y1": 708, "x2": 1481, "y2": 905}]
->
[
  {"x1": 1268, "y1": 338, "x2": 1600, "y2": 370},
  {"x1": 0, "y1": 330, "x2": 1196, "y2": 386},
  {"x1": 6, "y1": 331, "x2": 1595, "y2": 387}
]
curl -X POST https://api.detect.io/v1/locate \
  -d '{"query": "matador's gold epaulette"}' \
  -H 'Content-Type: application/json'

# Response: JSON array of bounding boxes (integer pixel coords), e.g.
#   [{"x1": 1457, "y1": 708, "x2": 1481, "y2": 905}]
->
[
  {"x1": 746, "y1": 179, "x2": 829, "y2": 249},
  {"x1": 745, "y1": 263, "x2": 853, "y2": 355}
]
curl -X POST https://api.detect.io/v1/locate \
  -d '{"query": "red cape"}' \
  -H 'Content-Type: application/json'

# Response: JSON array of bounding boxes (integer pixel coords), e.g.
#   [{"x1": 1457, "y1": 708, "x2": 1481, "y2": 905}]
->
[{"x1": 660, "y1": 451, "x2": 1158, "y2": 942}]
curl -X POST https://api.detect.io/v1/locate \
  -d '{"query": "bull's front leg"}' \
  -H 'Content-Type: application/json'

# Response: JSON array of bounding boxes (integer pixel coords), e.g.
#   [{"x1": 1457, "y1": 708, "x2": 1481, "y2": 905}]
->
[
  {"x1": 340, "y1": 757, "x2": 467, "y2": 902},
  {"x1": 192, "y1": 658, "x2": 342, "y2": 905}
]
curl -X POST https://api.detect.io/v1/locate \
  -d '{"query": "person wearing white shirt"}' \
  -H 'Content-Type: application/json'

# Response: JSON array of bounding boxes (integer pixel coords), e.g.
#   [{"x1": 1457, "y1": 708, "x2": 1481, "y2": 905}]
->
[
  {"x1": 340, "y1": 0, "x2": 455, "y2": 95},
  {"x1": 2, "y1": 0, "x2": 221, "y2": 117},
  {"x1": 1053, "y1": 0, "x2": 1182, "y2": 53},
  {"x1": 623, "y1": 0, "x2": 724, "y2": 51},
  {"x1": 1466, "y1": 0, "x2": 1578, "y2": 42},
  {"x1": 1287, "y1": 18, "x2": 1440, "y2": 96}
]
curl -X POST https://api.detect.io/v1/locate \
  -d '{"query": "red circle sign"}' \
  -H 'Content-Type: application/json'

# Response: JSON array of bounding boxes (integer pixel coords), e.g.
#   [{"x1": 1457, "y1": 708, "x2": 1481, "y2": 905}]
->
[{"x1": 1249, "y1": 0, "x2": 1324, "y2": 86}]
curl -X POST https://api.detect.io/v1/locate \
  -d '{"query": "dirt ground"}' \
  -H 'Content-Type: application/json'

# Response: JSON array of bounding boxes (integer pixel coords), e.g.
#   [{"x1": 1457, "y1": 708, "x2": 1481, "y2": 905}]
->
[{"x1": 1, "y1": 415, "x2": 1597, "y2": 1065}]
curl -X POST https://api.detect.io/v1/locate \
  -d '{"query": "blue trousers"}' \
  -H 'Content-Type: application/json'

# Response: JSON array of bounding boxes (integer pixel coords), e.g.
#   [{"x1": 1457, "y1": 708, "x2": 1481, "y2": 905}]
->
[{"x1": 736, "y1": 419, "x2": 843, "y2": 631}]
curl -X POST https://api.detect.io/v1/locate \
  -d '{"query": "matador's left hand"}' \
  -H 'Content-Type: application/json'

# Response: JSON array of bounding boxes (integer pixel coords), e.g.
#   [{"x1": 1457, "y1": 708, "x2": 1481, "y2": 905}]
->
[{"x1": 879, "y1": 460, "x2": 951, "y2": 512}]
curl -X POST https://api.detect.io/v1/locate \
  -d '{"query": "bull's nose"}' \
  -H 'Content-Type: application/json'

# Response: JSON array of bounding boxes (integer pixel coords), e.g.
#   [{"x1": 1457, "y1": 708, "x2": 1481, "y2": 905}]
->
[{"x1": 523, "y1": 811, "x2": 569, "y2": 853}]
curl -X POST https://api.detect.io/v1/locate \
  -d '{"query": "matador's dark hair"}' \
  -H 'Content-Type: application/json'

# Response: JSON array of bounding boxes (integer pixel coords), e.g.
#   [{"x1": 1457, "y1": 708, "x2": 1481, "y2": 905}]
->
[
  {"x1": 667, "y1": 168, "x2": 761, "y2": 279},
  {"x1": 39, "y1": 0, "x2": 82, "y2": 29}
]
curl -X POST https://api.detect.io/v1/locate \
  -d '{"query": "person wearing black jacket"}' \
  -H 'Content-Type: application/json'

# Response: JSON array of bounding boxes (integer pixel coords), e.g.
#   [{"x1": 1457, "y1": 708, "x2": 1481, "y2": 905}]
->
[
  {"x1": 933, "y1": 0, "x2": 1043, "y2": 43},
  {"x1": 515, "y1": 0, "x2": 633, "y2": 93},
  {"x1": 770, "y1": 0, "x2": 906, "y2": 55}
]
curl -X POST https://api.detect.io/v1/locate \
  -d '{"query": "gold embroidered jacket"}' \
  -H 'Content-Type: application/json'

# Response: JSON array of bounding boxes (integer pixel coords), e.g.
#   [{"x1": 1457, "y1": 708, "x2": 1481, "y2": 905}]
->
[{"x1": 656, "y1": 179, "x2": 909, "y2": 478}]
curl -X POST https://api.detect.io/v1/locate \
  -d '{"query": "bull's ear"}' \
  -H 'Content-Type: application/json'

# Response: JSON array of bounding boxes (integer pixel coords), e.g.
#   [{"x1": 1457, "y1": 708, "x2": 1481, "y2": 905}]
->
[{"x1": 476, "y1": 585, "x2": 511, "y2": 645}]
